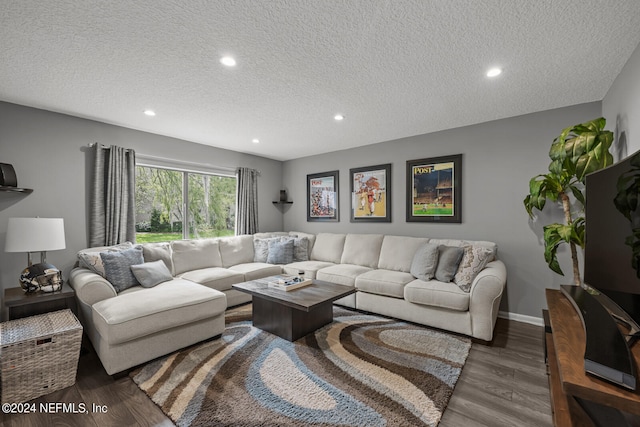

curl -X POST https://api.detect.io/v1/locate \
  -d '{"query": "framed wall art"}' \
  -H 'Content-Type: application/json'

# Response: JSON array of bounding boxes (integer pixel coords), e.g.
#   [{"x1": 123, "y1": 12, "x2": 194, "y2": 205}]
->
[
  {"x1": 406, "y1": 154, "x2": 462, "y2": 223},
  {"x1": 350, "y1": 163, "x2": 391, "y2": 222},
  {"x1": 307, "y1": 170, "x2": 339, "y2": 222}
]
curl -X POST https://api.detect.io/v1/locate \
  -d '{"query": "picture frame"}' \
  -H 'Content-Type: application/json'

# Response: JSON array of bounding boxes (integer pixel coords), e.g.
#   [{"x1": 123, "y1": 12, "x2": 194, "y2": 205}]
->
[
  {"x1": 307, "y1": 170, "x2": 339, "y2": 222},
  {"x1": 406, "y1": 154, "x2": 462, "y2": 223},
  {"x1": 350, "y1": 163, "x2": 391, "y2": 222}
]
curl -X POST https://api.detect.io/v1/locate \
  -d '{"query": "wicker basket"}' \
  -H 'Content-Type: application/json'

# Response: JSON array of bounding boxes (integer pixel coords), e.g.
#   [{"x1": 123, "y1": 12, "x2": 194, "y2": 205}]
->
[{"x1": 0, "y1": 309, "x2": 83, "y2": 403}]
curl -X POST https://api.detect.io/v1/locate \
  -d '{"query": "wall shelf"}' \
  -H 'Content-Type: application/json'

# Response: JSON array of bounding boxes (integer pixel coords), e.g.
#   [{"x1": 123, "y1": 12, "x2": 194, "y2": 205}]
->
[
  {"x1": 272, "y1": 201, "x2": 293, "y2": 205},
  {"x1": 0, "y1": 186, "x2": 33, "y2": 194}
]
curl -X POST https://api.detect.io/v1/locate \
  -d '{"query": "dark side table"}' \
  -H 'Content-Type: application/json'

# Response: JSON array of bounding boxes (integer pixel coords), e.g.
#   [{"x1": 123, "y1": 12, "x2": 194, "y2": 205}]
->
[{"x1": 4, "y1": 283, "x2": 78, "y2": 321}]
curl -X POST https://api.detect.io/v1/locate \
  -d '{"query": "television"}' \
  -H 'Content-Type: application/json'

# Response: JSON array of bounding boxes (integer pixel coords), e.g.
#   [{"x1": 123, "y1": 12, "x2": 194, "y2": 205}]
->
[{"x1": 585, "y1": 148, "x2": 640, "y2": 325}]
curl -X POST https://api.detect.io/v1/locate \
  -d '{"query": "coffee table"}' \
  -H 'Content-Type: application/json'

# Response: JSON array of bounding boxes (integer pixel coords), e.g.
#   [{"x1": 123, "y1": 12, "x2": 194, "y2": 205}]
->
[{"x1": 232, "y1": 277, "x2": 355, "y2": 341}]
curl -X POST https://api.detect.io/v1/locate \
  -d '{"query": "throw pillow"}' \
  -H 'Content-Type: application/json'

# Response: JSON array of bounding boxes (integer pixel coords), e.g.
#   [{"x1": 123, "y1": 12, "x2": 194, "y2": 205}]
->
[
  {"x1": 410, "y1": 242, "x2": 440, "y2": 281},
  {"x1": 253, "y1": 237, "x2": 278, "y2": 262},
  {"x1": 100, "y1": 246, "x2": 144, "y2": 292},
  {"x1": 131, "y1": 260, "x2": 173, "y2": 288},
  {"x1": 454, "y1": 245, "x2": 494, "y2": 292},
  {"x1": 267, "y1": 239, "x2": 294, "y2": 264},
  {"x1": 282, "y1": 236, "x2": 309, "y2": 262},
  {"x1": 77, "y1": 242, "x2": 133, "y2": 277},
  {"x1": 434, "y1": 245, "x2": 464, "y2": 283}
]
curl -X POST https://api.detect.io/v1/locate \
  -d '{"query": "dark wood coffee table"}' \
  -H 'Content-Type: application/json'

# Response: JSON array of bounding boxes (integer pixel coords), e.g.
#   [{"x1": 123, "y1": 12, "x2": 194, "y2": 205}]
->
[{"x1": 232, "y1": 278, "x2": 355, "y2": 341}]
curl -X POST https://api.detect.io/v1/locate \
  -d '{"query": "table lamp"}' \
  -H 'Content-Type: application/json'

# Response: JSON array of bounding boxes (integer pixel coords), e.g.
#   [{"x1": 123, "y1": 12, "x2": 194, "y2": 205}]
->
[{"x1": 5, "y1": 217, "x2": 66, "y2": 293}]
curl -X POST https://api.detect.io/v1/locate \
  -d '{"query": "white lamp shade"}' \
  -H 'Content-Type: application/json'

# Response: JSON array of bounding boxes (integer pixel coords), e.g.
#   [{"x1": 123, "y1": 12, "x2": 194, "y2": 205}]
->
[{"x1": 5, "y1": 218, "x2": 66, "y2": 253}]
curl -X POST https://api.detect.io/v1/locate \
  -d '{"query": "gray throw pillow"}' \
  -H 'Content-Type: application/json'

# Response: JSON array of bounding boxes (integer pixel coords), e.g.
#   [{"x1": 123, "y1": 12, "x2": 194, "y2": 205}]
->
[
  {"x1": 434, "y1": 245, "x2": 464, "y2": 283},
  {"x1": 253, "y1": 238, "x2": 278, "y2": 262},
  {"x1": 267, "y1": 239, "x2": 294, "y2": 264},
  {"x1": 410, "y1": 242, "x2": 440, "y2": 281},
  {"x1": 131, "y1": 260, "x2": 174, "y2": 288},
  {"x1": 100, "y1": 246, "x2": 144, "y2": 292},
  {"x1": 291, "y1": 237, "x2": 309, "y2": 262}
]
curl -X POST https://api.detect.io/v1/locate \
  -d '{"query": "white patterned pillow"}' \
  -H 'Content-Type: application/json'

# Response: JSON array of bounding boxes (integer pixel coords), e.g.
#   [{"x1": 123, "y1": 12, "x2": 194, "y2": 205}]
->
[
  {"x1": 77, "y1": 242, "x2": 134, "y2": 277},
  {"x1": 454, "y1": 245, "x2": 494, "y2": 292}
]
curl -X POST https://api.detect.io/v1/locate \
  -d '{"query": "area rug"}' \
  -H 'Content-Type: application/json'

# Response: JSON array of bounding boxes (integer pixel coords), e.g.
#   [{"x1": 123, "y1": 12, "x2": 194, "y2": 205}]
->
[{"x1": 131, "y1": 306, "x2": 471, "y2": 427}]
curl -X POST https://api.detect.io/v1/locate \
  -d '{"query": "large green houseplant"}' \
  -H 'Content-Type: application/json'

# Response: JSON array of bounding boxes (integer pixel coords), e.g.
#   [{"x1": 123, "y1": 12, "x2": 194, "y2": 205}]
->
[{"x1": 524, "y1": 118, "x2": 613, "y2": 286}]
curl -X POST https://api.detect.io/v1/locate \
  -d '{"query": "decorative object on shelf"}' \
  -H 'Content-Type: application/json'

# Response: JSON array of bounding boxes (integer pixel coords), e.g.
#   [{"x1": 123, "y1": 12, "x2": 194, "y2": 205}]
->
[
  {"x1": 523, "y1": 117, "x2": 613, "y2": 285},
  {"x1": 406, "y1": 154, "x2": 462, "y2": 223},
  {"x1": 279, "y1": 190, "x2": 287, "y2": 202},
  {"x1": 0, "y1": 163, "x2": 17, "y2": 187},
  {"x1": 5, "y1": 217, "x2": 66, "y2": 293},
  {"x1": 307, "y1": 170, "x2": 339, "y2": 222},
  {"x1": 350, "y1": 163, "x2": 391, "y2": 222}
]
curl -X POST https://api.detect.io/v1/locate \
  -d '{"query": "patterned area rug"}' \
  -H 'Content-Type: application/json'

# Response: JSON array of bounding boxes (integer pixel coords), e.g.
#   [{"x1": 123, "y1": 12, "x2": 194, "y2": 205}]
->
[{"x1": 131, "y1": 305, "x2": 471, "y2": 427}]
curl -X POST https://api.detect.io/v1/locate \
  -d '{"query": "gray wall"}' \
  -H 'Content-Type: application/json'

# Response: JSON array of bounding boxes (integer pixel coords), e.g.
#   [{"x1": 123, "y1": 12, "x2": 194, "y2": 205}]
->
[
  {"x1": 0, "y1": 101, "x2": 283, "y2": 300},
  {"x1": 603, "y1": 41, "x2": 640, "y2": 159},
  {"x1": 283, "y1": 102, "x2": 602, "y2": 319}
]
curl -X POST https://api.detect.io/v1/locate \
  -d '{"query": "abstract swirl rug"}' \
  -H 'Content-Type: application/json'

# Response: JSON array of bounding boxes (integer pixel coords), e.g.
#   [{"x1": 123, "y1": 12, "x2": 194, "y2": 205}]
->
[{"x1": 131, "y1": 306, "x2": 471, "y2": 427}]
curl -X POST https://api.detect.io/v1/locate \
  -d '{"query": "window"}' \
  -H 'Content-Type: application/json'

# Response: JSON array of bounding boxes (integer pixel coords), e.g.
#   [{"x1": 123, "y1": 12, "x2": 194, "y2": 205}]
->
[{"x1": 135, "y1": 166, "x2": 236, "y2": 243}]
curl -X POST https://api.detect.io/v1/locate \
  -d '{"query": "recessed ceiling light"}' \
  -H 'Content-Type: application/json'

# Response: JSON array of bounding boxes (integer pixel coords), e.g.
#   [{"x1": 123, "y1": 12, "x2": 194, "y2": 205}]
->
[
  {"x1": 486, "y1": 67, "x2": 502, "y2": 77},
  {"x1": 144, "y1": 110, "x2": 156, "y2": 116},
  {"x1": 252, "y1": 139, "x2": 260, "y2": 144},
  {"x1": 334, "y1": 114, "x2": 344, "y2": 121},
  {"x1": 220, "y1": 56, "x2": 236, "y2": 67}
]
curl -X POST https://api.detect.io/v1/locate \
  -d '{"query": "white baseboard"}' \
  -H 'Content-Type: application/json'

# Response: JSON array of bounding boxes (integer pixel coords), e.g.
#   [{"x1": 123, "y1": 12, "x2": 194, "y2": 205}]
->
[{"x1": 498, "y1": 310, "x2": 544, "y2": 327}]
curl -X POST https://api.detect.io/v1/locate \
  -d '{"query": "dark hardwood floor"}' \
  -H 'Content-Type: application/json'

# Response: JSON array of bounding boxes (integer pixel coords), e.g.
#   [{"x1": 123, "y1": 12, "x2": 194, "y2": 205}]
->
[{"x1": 1, "y1": 310, "x2": 551, "y2": 427}]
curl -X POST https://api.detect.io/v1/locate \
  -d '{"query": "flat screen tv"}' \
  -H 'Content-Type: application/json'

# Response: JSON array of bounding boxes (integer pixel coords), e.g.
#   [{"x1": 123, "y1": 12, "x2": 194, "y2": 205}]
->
[{"x1": 585, "y1": 148, "x2": 640, "y2": 322}]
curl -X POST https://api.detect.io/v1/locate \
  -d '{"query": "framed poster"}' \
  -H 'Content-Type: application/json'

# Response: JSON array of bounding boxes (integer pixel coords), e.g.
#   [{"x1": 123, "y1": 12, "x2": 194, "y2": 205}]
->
[
  {"x1": 406, "y1": 154, "x2": 462, "y2": 223},
  {"x1": 350, "y1": 164, "x2": 391, "y2": 222},
  {"x1": 307, "y1": 170, "x2": 339, "y2": 222}
]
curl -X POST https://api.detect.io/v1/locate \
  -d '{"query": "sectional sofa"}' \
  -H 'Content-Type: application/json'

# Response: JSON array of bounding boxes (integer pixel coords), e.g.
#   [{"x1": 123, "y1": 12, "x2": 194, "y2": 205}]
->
[{"x1": 69, "y1": 232, "x2": 506, "y2": 375}]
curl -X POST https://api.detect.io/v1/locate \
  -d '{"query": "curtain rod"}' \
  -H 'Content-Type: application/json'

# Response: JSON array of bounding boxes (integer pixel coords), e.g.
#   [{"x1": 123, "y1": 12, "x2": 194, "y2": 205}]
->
[{"x1": 87, "y1": 143, "x2": 251, "y2": 174}]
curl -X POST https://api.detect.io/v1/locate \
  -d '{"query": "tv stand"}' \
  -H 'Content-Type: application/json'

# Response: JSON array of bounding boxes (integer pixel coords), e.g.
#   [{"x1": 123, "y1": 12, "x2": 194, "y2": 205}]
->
[{"x1": 545, "y1": 289, "x2": 640, "y2": 426}]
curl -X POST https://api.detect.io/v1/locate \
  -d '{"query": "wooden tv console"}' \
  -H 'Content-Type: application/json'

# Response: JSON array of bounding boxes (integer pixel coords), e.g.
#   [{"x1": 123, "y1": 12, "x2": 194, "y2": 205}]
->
[{"x1": 545, "y1": 289, "x2": 640, "y2": 426}]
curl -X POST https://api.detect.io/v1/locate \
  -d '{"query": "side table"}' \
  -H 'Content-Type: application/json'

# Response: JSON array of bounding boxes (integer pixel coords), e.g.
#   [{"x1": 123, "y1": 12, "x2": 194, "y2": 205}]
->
[{"x1": 4, "y1": 283, "x2": 78, "y2": 321}]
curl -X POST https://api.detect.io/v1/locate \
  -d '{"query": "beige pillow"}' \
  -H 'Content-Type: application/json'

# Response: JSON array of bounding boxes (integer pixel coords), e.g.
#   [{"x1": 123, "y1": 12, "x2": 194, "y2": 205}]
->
[{"x1": 454, "y1": 245, "x2": 494, "y2": 292}]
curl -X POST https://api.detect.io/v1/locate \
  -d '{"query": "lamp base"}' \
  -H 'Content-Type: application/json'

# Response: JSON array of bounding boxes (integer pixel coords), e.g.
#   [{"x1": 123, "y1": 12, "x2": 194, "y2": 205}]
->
[{"x1": 19, "y1": 263, "x2": 63, "y2": 293}]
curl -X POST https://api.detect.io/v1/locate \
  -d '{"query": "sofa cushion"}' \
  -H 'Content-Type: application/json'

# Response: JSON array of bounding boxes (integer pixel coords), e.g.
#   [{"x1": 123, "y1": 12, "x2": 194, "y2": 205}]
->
[
  {"x1": 172, "y1": 239, "x2": 222, "y2": 275},
  {"x1": 410, "y1": 242, "x2": 440, "y2": 281},
  {"x1": 290, "y1": 237, "x2": 309, "y2": 262},
  {"x1": 92, "y1": 279, "x2": 226, "y2": 345},
  {"x1": 282, "y1": 261, "x2": 335, "y2": 279},
  {"x1": 340, "y1": 234, "x2": 384, "y2": 268},
  {"x1": 310, "y1": 233, "x2": 346, "y2": 263},
  {"x1": 454, "y1": 245, "x2": 494, "y2": 292},
  {"x1": 77, "y1": 242, "x2": 134, "y2": 277},
  {"x1": 131, "y1": 260, "x2": 173, "y2": 288},
  {"x1": 219, "y1": 235, "x2": 255, "y2": 267},
  {"x1": 404, "y1": 279, "x2": 470, "y2": 311},
  {"x1": 141, "y1": 242, "x2": 173, "y2": 275},
  {"x1": 378, "y1": 236, "x2": 429, "y2": 272},
  {"x1": 100, "y1": 246, "x2": 144, "y2": 292},
  {"x1": 355, "y1": 269, "x2": 415, "y2": 298},
  {"x1": 434, "y1": 246, "x2": 464, "y2": 282},
  {"x1": 178, "y1": 267, "x2": 244, "y2": 292},
  {"x1": 228, "y1": 263, "x2": 283, "y2": 281},
  {"x1": 267, "y1": 239, "x2": 294, "y2": 264},
  {"x1": 316, "y1": 264, "x2": 372, "y2": 286}
]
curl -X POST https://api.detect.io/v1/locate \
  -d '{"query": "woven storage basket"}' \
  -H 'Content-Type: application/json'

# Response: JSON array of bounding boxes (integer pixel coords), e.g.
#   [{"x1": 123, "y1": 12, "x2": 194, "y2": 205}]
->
[{"x1": 0, "y1": 309, "x2": 83, "y2": 403}]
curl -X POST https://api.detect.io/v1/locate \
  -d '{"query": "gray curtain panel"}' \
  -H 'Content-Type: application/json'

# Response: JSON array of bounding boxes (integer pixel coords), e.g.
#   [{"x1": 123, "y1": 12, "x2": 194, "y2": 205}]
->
[
  {"x1": 235, "y1": 167, "x2": 259, "y2": 235},
  {"x1": 89, "y1": 144, "x2": 136, "y2": 246}
]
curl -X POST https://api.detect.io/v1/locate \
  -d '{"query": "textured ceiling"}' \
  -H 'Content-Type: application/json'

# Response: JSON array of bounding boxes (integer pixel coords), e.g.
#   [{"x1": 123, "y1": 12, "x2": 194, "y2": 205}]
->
[{"x1": 2, "y1": 1, "x2": 640, "y2": 161}]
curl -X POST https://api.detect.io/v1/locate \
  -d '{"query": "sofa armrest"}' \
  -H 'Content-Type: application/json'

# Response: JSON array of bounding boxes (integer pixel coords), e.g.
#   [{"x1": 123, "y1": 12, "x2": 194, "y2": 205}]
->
[
  {"x1": 69, "y1": 267, "x2": 117, "y2": 307},
  {"x1": 468, "y1": 260, "x2": 507, "y2": 341}
]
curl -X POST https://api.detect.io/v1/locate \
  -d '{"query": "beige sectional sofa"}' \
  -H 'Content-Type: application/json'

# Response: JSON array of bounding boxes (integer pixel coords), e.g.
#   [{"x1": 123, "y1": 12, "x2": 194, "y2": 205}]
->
[{"x1": 69, "y1": 232, "x2": 506, "y2": 375}]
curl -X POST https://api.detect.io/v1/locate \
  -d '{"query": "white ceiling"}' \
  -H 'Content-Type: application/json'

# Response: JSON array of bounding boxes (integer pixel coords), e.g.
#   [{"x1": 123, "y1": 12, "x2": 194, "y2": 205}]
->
[{"x1": 2, "y1": 1, "x2": 640, "y2": 161}]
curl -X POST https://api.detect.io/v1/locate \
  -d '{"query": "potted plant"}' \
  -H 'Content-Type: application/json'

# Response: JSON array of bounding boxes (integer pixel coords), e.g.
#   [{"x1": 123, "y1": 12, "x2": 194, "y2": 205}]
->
[{"x1": 524, "y1": 117, "x2": 613, "y2": 286}]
